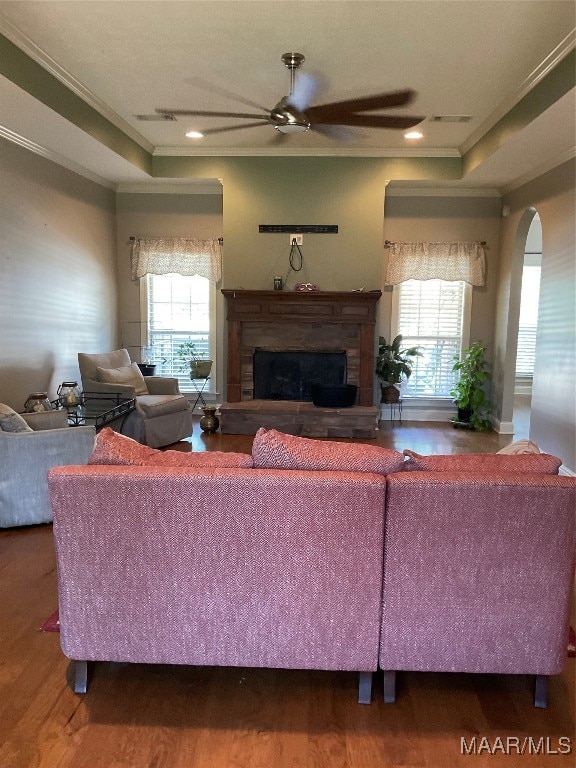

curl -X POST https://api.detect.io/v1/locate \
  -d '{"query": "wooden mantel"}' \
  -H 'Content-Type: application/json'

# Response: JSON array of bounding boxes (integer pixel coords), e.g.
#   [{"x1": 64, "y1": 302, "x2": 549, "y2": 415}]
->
[{"x1": 222, "y1": 289, "x2": 382, "y2": 406}]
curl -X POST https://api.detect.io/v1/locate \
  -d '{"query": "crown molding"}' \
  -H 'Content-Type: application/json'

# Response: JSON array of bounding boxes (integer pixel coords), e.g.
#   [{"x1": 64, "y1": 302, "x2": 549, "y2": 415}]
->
[
  {"x1": 153, "y1": 146, "x2": 460, "y2": 158},
  {"x1": 0, "y1": 124, "x2": 116, "y2": 189},
  {"x1": 0, "y1": 12, "x2": 154, "y2": 154},
  {"x1": 501, "y1": 146, "x2": 576, "y2": 195},
  {"x1": 117, "y1": 181, "x2": 223, "y2": 195},
  {"x1": 386, "y1": 186, "x2": 501, "y2": 198},
  {"x1": 461, "y1": 29, "x2": 576, "y2": 155}
]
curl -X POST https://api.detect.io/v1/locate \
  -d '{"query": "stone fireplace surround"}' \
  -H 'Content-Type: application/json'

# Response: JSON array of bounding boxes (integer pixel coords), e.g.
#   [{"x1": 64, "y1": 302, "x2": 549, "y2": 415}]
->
[{"x1": 220, "y1": 289, "x2": 381, "y2": 438}]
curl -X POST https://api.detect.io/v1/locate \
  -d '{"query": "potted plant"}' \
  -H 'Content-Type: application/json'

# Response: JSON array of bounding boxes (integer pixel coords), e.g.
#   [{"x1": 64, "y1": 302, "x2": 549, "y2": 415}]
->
[
  {"x1": 175, "y1": 340, "x2": 212, "y2": 380},
  {"x1": 375, "y1": 335, "x2": 422, "y2": 403},
  {"x1": 450, "y1": 341, "x2": 492, "y2": 430}
]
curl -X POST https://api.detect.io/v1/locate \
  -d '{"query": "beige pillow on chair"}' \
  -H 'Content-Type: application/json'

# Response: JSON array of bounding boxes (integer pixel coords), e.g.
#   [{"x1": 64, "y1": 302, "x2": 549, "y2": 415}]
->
[{"x1": 96, "y1": 362, "x2": 149, "y2": 395}]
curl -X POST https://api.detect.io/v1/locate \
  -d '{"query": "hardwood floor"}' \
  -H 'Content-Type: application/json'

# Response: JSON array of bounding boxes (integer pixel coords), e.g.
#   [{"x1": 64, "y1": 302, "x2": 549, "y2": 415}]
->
[{"x1": 1, "y1": 419, "x2": 573, "y2": 768}]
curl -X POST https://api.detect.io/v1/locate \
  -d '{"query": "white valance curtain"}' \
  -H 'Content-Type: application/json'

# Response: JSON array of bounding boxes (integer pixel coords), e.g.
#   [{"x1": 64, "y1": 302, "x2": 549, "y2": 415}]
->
[
  {"x1": 131, "y1": 237, "x2": 222, "y2": 282},
  {"x1": 385, "y1": 241, "x2": 485, "y2": 286}
]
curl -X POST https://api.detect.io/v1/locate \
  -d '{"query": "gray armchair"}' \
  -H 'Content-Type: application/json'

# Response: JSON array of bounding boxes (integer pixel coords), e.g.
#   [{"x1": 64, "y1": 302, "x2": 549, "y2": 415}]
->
[
  {"x1": 0, "y1": 408, "x2": 95, "y2": 528},
  {"x1": 77, "y1": 349, "x2": 193, "y2": 448}
]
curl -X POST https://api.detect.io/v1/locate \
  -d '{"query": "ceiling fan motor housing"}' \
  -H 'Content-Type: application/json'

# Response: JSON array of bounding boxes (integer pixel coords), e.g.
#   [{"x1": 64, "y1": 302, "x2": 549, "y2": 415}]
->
[{"x1": 271, "y1": 97, "x2": 310, "y2": 133}]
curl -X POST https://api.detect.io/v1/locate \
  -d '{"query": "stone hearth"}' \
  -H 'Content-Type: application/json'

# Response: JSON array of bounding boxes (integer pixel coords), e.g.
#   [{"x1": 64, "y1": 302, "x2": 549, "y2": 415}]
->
[
  {"x1": 220, "y1": 400, "x2": 379, "y2": 439},
  {"x1": 220, "y1": 289, "x2": 381, "y2": 438}
]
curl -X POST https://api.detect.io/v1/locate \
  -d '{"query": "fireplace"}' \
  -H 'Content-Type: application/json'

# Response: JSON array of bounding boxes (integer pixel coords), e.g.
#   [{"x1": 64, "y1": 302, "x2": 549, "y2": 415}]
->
[
  {"x1": 253, "y1": 349, "x2": 347, "y2": 401},
  {"x1": 220, "y1": 290, "x2": 381, "y2": 437}
]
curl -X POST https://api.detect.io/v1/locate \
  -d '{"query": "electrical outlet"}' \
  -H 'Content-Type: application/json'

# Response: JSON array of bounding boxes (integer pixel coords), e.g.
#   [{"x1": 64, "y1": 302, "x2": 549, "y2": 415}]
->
[{"x1": 290, "y1": 234, "x2": 303, "y2": 245}]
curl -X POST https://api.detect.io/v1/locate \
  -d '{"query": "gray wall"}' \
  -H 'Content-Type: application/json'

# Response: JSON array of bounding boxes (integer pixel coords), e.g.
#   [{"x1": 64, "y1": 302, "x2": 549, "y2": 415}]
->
[
  {"x1": 495, "y1": 159, "x2": 575, "y2": 469},
  {"x1": 0, "y1": 138, "x2": 117, "y2": 410}
]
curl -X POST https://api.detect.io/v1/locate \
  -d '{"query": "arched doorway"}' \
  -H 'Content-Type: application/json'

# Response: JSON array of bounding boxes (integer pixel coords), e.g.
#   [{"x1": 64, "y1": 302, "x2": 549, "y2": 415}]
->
[{"x1": 512, "y1": 210, "x2": 541, "y2": 438}]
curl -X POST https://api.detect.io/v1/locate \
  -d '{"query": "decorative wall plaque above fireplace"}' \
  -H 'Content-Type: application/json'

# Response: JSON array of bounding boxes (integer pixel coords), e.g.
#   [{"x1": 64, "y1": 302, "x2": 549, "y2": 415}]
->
[{"x1": 222, "y1": 290, "x2": 382, "y2": 406}]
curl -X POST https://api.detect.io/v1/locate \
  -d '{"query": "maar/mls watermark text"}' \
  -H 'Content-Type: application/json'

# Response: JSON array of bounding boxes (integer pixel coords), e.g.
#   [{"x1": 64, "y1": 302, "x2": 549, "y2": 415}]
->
[{"x1": 461, "y1": 735, "x2": 572, "y2": 756}]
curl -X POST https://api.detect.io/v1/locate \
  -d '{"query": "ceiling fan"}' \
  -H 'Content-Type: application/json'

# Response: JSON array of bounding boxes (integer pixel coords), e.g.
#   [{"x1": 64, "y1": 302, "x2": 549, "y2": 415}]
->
[{"x1": 154, "y1": 53, "x2": 424, "y2": 138}]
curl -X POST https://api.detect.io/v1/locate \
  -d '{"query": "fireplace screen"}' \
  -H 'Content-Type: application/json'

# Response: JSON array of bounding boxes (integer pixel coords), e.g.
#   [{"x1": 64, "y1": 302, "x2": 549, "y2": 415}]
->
[{"x1": 253, "y1": 349, "x2": 347, "y2": 401}]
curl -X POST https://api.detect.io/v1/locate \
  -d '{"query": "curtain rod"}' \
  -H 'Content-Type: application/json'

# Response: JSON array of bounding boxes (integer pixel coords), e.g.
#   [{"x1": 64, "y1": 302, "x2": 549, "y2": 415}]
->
[
  {"x1": 384, "y1": 240, "x2": 486, "y2": 247},
  {"x1": 129, "y1": 236, "x2": 223, "y2": 243}
]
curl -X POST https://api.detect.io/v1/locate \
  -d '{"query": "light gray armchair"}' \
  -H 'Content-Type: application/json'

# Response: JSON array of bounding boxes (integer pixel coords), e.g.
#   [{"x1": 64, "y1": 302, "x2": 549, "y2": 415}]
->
[
  {"x1": 77, "y1": 349, "x2": 193, "y2": 448},
  {"x1": 0, "y1": 408, "x2": 95, "y2": 528}
]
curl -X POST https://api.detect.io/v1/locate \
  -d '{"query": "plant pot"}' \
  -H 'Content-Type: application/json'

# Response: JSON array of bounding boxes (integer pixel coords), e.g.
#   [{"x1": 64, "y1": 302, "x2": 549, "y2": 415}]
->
[
  {"x1": 380, "y1": 384, "x2": 400, "y2": 404},
  {"x1": 137, "y1": 363, "x2": 156, "y2": 376},
  {"x1": 190, "y1": 360, "x2": 212, "y2": 379},
  {"x1": 457, "y1": 406, "x2": 473, "y2": 423}
]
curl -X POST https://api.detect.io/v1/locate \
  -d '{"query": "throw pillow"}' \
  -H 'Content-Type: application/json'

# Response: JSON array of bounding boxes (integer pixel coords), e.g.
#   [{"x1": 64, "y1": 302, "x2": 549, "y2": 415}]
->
[
  {"x1": 252, "y1": 428, "x2": 405, "y2": 474},
  {"x1": 96, "y1": 362, "x2": 149, "y2": 395},
  {"x1": 88, "y1": 427, "x2": 159, "y2": 465},
  {"x1": 88, "y1": 427, "x2": 253, "y2": 468},
  {"x1": 402, "y1": 449, "x2": 561, "y2": 474},
  {"x1": 496, "y1": 439, "x2": 540, "y2": 455},
  {"x1": 0, "y1": 403, "x2": 33, "y2": 432}
]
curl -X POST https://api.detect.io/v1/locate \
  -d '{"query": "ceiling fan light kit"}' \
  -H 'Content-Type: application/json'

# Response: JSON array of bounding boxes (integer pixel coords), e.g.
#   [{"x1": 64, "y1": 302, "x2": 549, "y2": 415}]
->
[{"x1": 155, "y1": 52, "x2": 424, "y2": 140}]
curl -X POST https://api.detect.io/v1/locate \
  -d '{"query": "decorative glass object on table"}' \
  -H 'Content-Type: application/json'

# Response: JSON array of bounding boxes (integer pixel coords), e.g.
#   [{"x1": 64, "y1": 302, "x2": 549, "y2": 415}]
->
[
  {"x1": 57, "y1": 381, "x2": 82, "y2": 410},
  {"x1": 24, "y1": 393, "x2": 53, "y2": 413}
]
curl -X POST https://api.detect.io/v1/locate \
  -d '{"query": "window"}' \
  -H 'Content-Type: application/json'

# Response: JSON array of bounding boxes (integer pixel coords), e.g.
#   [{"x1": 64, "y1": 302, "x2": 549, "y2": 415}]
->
[
  {"x1": 515, "y1": 255, "x2": 541, "y2": 377},
  {"x1": 145, "y1": 273, "x2": 215, "y2": 392},
  {"x1": 392, "y1": 279, "x2": 471, "y2": 398}
]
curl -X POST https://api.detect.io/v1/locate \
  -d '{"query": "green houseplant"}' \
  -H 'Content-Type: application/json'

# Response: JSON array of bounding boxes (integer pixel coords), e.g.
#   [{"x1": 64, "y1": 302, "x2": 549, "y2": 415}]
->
[
  {"x1": 375, "y1": 335, "x2": 422, "y2": 403},
  {"x1": 174, "y1": 340, "x2": 212, "y2": 380},
  {"x1": 450, "y1": 341, "x2": 492, "y2": 430}
]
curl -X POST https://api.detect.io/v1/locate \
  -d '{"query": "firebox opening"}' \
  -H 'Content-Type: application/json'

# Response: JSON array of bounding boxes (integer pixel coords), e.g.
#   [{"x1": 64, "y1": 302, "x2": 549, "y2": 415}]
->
[{"x1": 253, "y1": 349, "x2": 347, "y2": 402}]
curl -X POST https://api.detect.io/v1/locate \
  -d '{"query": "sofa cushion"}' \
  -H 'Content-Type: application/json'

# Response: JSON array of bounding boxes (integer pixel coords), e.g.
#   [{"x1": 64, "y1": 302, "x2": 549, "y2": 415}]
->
[
  {"x1": 148, "y1": 451, "x2": 253, "y2": 468},
  {"x1": 96, "y1": 362, "x2": 149, "y2": 395},
  {"x1": 88, "y1": 426, "x2": 253, "y2": 468},
  {"x1": 402, "y1": 449, "x2": 561, "y2": 474},
  {"x1": 0, "y1": 403, "x2": 33, "y2": 432},
  {"x1": 252, "y1": 428, "x2": 405, "y2": 474},
  {"x1": 136, "y1": 394, "x2": 190, "y2": 417},
  {"x1": 496, "y1": 439, "x2": 540, "y2": 454}
]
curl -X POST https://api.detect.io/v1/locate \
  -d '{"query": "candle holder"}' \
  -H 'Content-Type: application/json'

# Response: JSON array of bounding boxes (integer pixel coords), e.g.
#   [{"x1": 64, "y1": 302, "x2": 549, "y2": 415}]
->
[
  {"x1": 24, "y1": 393, "x2": 53, "y2": 413},
  {"x1": 57, "y1": 381, "x2": 82, "y2": 409}
]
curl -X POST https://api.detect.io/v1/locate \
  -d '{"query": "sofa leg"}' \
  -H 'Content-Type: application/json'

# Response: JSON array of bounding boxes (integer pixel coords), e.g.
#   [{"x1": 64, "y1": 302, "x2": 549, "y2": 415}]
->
[
  {"x1": 358, "y1": 671, "x2": 372, "y2": 704},
  {"x1": 383, "y1": 670, "x2": 396, "y2": 703},
  {"x1": 74, "y1": 660, "x2": 88, "y2": 694},
  {"x1": 534, "y1": 674, "x2": 548, "y2": 708}
]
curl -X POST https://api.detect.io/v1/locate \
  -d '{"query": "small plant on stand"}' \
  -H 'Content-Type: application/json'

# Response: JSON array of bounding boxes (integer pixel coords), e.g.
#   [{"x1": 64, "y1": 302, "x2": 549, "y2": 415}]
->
[
  {"x1": 450, "y1": 341, "x2": 493, "y2": 430},
  {"x1": 174, "y1": 340, "x2": 212, "y2": 379},
  {"x1": 375, "y1": 335, "x2": 422, "y2": 403}
]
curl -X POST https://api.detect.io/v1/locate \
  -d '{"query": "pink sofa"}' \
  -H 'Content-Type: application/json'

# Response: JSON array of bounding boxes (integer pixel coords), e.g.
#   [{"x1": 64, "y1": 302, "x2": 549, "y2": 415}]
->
[
  {"x1": 49, "y1": 463, "x2": 388, "y2": 703},
  {"x1": 48, "y1": 429, "x2": 575, "y2": 707}
]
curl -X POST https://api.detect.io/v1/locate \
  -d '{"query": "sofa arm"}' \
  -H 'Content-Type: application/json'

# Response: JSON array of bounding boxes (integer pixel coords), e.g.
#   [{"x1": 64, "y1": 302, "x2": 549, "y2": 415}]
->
[
  {"x1": 144, "y1": 376, "x2": 181, "y2": 395},
  {"x1": 21, "y1": 410, "x2": 69, "y2": 430}
]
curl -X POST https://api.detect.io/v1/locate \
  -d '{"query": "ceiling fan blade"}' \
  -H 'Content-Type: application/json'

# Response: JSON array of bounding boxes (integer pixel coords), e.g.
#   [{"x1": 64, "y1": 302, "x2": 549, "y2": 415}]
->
[
  {"x1": 307, "y1": 89, "x2": 416, "y2": 120},
  {"x1": 185, "y1": 76, "x2": 272, "y2": 114},
  {"x1": 156, "y1": 108, "x2": 269, "y2": 120},
  {"x1": 199, "y1": 121, "x2": 271, "y2": 136},
  {"x1": 313, "y1": 114, "x2": 425, "y2": 130}
]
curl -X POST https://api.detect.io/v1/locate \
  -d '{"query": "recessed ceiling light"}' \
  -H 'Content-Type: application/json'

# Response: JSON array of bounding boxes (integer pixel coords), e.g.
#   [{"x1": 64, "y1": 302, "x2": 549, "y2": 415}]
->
[
  {"x1": 404, "y1": 130, "x2": 424, "y2": 140},
  {"x1": 186, "y1": 130, "x2": 204, "y2": 139}
]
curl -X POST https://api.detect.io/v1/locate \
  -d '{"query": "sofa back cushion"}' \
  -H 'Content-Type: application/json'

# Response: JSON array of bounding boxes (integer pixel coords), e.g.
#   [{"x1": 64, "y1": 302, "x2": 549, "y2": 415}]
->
[
  {"x1": 253, "y1": 428, "x2": 405, "y2": 474},
  {"x1": 78, "y1": 348, "x2": 131, "y2": 382},
  {"x1": 402, "y1": 449, "x2": 561, "y2": 474},
  {"x1": 88, "y1": 427, "x2": 253, "y2": 468}
]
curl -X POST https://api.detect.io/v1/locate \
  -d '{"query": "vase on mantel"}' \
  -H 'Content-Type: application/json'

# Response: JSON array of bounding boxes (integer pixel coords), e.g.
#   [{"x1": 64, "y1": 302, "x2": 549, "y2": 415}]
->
[{"x1": 199, "y1": 406, "x2": 219, "y2": 433}]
